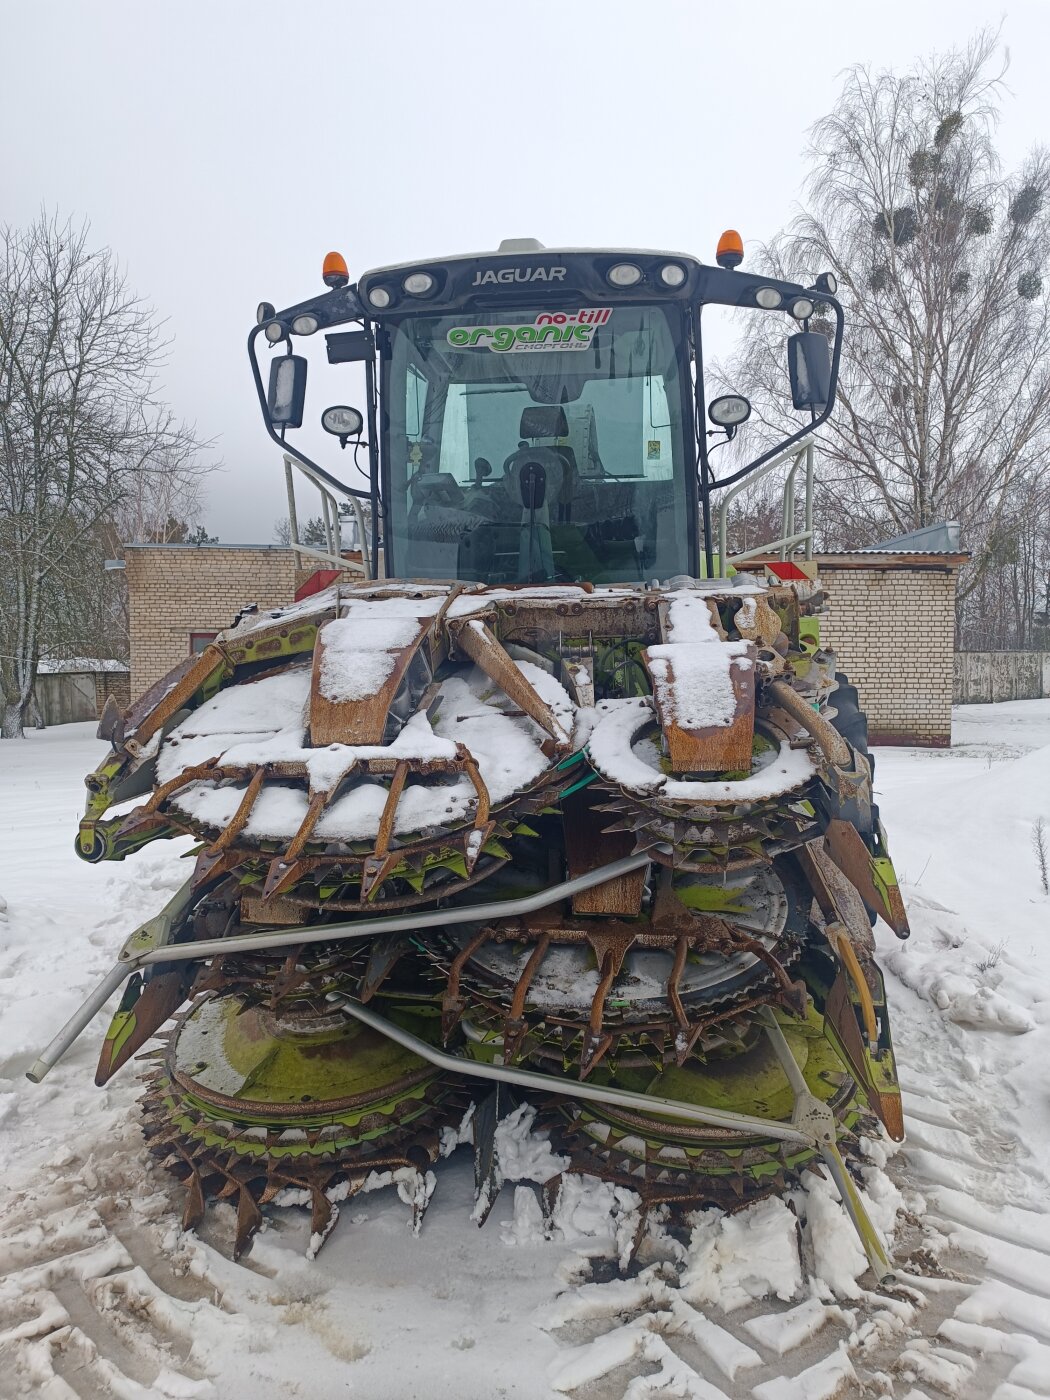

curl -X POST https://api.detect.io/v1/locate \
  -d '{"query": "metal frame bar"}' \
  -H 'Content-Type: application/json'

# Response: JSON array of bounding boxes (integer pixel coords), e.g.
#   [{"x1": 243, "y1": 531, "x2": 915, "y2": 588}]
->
[
  {"x1": 336, "y1": 995, "x2": 811, "y2": 1144},
  {"x1": 25, "y1": 856, "x2": 650, "y2": 1082},
  {"x1": 717, "y1": 437, "x2": 816, "y2": 569},
  {"x1": 759, "y1": 1009, "x2": 894, "y2": 1284},
  {"x1": 282, "y1": 452, "x2": 370, "y2": 578},
  {"x1": 283, "y1": 458, "x2": 302, "y2": 570}
]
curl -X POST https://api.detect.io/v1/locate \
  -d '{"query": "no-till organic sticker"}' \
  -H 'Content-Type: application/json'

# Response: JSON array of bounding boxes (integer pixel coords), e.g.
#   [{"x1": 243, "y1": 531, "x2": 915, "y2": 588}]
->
[{"x1": 446, "y1": 308, "x2": 612, "y2": 354}]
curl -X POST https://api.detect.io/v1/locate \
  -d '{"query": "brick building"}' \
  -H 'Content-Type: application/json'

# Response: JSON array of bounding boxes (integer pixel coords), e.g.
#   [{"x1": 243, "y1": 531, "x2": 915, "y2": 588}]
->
[
  {"x1": 125, "y1": 545, "x2": 300, "y2": 695},
  {"x1": 124, "y1": 542, "x2": 967, "y2": 748},
  {"x1": 817, "y1": 550, "x2": 967, "y2": 747}
]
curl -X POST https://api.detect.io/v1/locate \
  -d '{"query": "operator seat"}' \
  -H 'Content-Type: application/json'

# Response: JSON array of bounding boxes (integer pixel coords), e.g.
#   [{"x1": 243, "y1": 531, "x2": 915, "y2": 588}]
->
[
  {"x1": 501, "y1": 406, "x2": 579, "y2": 523},
  {"x1": 501, "y1": 407, "x2": 579, "y2": 580}
]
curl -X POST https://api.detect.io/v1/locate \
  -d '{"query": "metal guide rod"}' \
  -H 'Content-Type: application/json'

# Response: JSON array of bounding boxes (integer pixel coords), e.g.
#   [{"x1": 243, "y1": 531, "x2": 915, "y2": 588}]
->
[
  {"x1": 283, "y1": 451, "x2": 371, "y2": 579},
  {"x1": 25, "y1": 964, "x2": 131, "y2": 1085},
  {"x1": 716, "y1": 433, "x2": 817, "y2": 568},
  {"x1": 335, "y1": 995, "x2": 811, "y2": 1145},
  {"x1": 129, "y1": 854, "x2": 653, "y2": 966},
  {"x1": 26, "y1": 855, "x2": 650, "y2": 1081},
  {"x1": 283, "y1": 456, "x2": 302, "y2": 570},
  {"x1": 759, "y1": 1009, "x2": 895, "y2": 1284}
]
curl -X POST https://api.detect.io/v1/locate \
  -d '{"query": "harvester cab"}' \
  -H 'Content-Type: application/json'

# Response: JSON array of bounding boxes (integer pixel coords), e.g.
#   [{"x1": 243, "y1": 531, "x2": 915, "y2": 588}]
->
[
  {"x1": 248, "y1": 235, "x2": 843, "y2": 583},
  {"x1": 34, "y1": 232, "x2": 911, "y2": 1281}
]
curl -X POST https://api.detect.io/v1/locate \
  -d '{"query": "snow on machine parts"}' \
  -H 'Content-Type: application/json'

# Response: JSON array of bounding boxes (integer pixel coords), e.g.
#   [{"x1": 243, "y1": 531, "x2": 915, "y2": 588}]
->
[{"x1": 30, "y1": 235, "x2": 909, "y2": 1278}]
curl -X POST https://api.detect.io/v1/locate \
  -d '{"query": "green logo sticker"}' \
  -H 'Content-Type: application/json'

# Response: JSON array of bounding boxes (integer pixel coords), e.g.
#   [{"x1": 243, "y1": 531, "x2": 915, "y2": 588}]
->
[{"x1": 446, "y1": 308, "x2": 612, "y2": 354}]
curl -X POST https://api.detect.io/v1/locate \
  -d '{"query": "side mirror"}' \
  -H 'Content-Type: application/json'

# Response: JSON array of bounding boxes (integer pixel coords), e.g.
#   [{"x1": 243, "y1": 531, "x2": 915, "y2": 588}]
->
[
  {"x1": 788, "y1": 332, "x2": 831, "y2": 413},
  {"x1": 267, "y1": 355, "x2": 308, "y2": 429}
]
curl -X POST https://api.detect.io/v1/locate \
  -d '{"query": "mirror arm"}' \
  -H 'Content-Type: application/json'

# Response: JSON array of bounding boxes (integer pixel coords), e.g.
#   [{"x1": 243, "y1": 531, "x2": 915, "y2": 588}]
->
[
  {"x1": 710, "y1": 299, "x2": 844, "y2": 492},
  {"x1": 247, "y1": 323, "x2": 371, "y2": 501}
]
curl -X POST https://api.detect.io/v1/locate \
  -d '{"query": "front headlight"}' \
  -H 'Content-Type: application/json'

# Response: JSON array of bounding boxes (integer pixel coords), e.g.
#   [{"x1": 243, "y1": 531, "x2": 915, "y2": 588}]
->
[
  {"x1": 403, "y1": 272, "x2": 436, "y2": 296},
  {"x1": 607, "y1": 262, "x2": 643, "y2": 287}
]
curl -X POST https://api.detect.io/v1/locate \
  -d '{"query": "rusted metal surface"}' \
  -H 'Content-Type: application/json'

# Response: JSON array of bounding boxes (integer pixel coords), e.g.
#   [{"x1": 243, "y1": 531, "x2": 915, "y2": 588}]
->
[
  {"x1": 448, "y1": 615, "x2": 569, "y2": 747},
  {"x1": 824, "y1": 971, "x2": 904, "y2": 1142},
  {"x1": 824, "y1": 818, "x2": 910, "y2": 937},
  {"x1": 768, "y1": 679, "x2": 852, "y2": 768},
  {"x1": 240, "y1": 894, "x2": 307, "y2": 926},
  {"x1": 563, "y1": 789, "x2": 648, "y2": 915},
  {"x1": 795, "y1": 838, "x2": 876, "y2": 957},
  {"x1": 94, "y1": 966, "x2": 194, "y2": 1085},
  {"x1": 120, "y1": 646, "x2": 230, "y2": 748},
  {"x1": 309, "y1": 614, "x2": 433, "y2": 745},
  {"x1": 734, "y1": 595, "x2": 784, "y2": 647},
  {"x1": 644, "y1": 644, "x2": 757, "y2": 774}
]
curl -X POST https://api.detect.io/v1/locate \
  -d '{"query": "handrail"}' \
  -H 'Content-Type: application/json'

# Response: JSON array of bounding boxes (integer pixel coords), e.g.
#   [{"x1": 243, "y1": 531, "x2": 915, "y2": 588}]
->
[
  {"x1": 717, "y1": 437, "x2": 816, "y2": 569},
  {"x1": 283, "y1": 452, "x2": 372, "y2": 580}
]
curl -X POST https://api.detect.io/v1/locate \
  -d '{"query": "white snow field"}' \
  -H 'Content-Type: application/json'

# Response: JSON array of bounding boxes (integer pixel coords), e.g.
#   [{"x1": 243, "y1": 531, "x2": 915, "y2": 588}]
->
[{"x1": 0, "y1": 704, "x2": 1048, "y2": 1399}]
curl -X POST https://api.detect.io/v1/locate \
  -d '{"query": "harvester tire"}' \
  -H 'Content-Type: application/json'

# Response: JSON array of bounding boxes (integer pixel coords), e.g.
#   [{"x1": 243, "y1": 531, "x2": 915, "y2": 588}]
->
[{"x1": 831, "y1": 672, "x2": 873, "y2": 777}]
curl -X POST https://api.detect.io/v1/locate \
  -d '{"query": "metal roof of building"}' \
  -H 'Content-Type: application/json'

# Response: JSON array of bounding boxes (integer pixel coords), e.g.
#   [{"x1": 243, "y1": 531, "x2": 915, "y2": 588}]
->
[{"x1": 859, "y1": 521, "x2": 962, "y2": 553}]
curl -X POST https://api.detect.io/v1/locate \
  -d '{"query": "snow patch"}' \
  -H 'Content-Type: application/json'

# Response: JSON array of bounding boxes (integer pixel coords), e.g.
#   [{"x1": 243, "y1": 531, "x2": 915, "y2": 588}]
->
[
  {"x1": 681, "y1": 1197, "x2": 802, "y2": 1312},
  {"x1": 647, "y1": 640, "x2": 751, "y2": 732}
]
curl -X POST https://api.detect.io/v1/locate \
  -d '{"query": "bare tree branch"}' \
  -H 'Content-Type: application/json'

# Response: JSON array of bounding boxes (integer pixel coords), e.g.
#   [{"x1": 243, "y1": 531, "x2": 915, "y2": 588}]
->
[
  {"x1": 0, "y1": 211, "x2": 216, "y2": 737},
  {"x1": 717, "y1": 30, "x2": 1050, "y2": 646}
]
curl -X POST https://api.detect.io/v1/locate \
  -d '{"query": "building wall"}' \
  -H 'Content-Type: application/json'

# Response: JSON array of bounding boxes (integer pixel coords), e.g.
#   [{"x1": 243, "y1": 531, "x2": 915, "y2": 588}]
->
[
  {"x1": 818, "y1": 557, "x2": 962, "y2": 747},
  {"x1": 95, "y1": 671, "x2": 131, "y2": 715},
  {"x1": 126, "y1": 546, "x2": 298, "y2": 695}
]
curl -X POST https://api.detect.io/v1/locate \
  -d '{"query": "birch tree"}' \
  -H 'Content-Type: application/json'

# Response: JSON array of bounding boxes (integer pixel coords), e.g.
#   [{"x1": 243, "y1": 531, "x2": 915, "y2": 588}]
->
[
  {"x1": 0, "y1": 213, "x2": 210, "y2": 737},
  {"x1": 722, "y1": 33, "x2": 1050, "y2": 593}
]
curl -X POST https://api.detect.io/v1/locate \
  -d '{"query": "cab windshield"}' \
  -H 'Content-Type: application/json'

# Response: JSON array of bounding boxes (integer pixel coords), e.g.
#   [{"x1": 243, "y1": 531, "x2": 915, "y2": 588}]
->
[{"x1": 384, "y1": 303, "x2": 694, "y2": 584}]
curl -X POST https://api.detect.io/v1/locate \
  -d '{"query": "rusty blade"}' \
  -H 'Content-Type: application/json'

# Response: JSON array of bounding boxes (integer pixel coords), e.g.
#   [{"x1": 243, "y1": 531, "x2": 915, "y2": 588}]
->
[
  {"x1": 359, "y1": 934, "x2": 411, "y2": 1002},
  {"x1": 95, "y1": 966, "x2": 195, "y2": 1085},
  {"x1": 642, "y1": 642, "x2": 756, "y2": 774},
  {"x1": 823, "y1": 818, "x2": 910, "y2": 938},
  {"x1": 207, "y1": 767, "x2": 266, "y2": 855},
  {"x1": 121, "y1": 644, "x2": 231, "y2": 752},
  {"x1": 448, "y1": 616, "x2": 569, "y2": 747},
  {"x1": 471, "y1": 1086, "x2": 510, "y2": 1228},
  {"x1": 309, "y1": 614, "x2": 433, "y2": 746},
  {"x1": 234, "y1": 1185, "x2": 264, "y2": 1260}
]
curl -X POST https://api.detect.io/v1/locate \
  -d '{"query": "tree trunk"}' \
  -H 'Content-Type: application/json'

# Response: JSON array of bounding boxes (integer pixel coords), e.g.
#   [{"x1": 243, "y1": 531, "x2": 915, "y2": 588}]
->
[{"x1": 1, "y1": 699, "x2": 26, "y2": 739}]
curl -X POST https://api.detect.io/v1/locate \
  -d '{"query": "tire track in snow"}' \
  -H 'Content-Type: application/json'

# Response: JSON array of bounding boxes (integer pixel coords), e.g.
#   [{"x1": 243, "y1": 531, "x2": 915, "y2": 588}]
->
[
  {"x1": 533, "y1": 1059, "x2": 1046, "y2": 1399},
  {"x1": 0, "y1": 1159, "x2": 245, "y2": 1398},
  {"x1": 889, "y1": 1052, "x2": 1050, "y2": 1400}
]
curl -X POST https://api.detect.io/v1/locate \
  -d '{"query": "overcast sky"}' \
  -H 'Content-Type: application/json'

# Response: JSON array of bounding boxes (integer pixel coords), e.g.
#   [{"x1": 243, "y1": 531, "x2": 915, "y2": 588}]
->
[{"x1": 4, "y1": 1, "x2": 1048, "y2": 543}]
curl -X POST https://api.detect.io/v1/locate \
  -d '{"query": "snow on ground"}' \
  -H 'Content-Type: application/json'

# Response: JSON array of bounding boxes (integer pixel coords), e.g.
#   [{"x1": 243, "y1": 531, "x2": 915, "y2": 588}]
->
[{"x1": 1, "y1": 707, "x2": 1049, "y2": 1398}]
